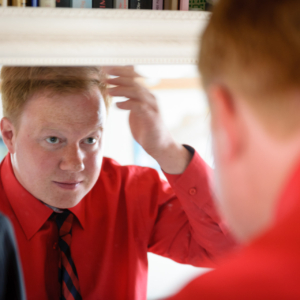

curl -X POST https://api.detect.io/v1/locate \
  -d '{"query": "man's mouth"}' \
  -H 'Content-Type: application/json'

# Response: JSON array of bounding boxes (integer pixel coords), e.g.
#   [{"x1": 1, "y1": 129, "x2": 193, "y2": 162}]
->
[{"x1": 53, "y1": 181, "x2": 83, "y2": 190}]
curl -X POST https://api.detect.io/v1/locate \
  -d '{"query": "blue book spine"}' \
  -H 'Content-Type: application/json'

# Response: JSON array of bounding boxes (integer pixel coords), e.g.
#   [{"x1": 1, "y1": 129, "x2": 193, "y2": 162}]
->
[{"x1": 72, "y1": 0, "x2": 91, "y2": 7}]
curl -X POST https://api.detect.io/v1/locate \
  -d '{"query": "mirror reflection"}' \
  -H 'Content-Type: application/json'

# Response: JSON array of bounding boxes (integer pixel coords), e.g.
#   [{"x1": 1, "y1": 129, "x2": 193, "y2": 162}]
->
[{"x1": 0, "y1": 65, "x2": 226, "y2": 300}]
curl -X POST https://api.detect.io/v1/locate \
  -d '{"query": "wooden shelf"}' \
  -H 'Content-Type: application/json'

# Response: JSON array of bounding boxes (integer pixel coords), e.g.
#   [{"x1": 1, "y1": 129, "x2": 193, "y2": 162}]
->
[{"x1": 0, "y1": 7, "x2": 210, "y2": 65}]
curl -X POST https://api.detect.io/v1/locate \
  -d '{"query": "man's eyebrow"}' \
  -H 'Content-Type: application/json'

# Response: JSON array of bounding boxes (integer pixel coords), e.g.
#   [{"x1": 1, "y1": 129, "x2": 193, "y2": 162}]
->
[
  {"x1": 39, "y1": 125, "x2": 104, "y2": 134},
  {"x1": 39, "y1": 127, "x2": 62, "y2": 133},
  {"x1": 92, "y1": 124, "x2": 105, "y2": 130},
  {"x1": 87, "y1": 126, "x2": 104, "y2": 135}
]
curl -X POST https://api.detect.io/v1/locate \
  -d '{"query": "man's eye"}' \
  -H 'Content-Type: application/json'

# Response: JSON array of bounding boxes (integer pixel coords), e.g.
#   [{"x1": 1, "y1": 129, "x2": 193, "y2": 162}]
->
[
  {"x1": 84, "y1": 137, "x2": 97, "y2": 145},
  {"x1": 46, "y1": 137, "x2": 59, "y2": 144}
]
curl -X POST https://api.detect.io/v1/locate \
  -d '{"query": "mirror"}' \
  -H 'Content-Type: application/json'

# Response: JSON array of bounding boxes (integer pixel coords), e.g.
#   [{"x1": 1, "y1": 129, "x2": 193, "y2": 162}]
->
[
  {"x1": 0, "y1": 4, "x2": 212, "y2": 299},
  {"x1": 0, "y1": 64, "x2": 212, "y2": 299}
]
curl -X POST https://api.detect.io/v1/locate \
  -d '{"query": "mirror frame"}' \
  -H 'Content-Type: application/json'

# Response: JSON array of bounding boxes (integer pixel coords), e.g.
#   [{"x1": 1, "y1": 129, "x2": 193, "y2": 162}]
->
[{"x1": 0, "y1": 7, "x2": 209, "y2": 65}]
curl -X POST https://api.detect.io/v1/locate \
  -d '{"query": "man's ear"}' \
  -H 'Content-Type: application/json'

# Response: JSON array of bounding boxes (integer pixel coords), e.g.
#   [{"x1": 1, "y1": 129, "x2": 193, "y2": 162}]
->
[
  {"x1": 208, "y1": 84, "x2": 244, "y2": 161},
  {"x1": 1, "y1": 117, "x2": 17, "y2": 154}
]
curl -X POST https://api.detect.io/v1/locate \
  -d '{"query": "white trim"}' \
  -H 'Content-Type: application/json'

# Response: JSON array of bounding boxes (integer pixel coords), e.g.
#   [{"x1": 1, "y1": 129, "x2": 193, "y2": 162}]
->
[{"x1": 0, "y1": 8, "x2": 210, "y2": 65}]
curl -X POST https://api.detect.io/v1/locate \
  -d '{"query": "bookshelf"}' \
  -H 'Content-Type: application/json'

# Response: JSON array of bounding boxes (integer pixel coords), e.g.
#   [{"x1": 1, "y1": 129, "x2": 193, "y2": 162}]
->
[{"x1": 0, "y1": 7, "x2": 210, "y2": 65}]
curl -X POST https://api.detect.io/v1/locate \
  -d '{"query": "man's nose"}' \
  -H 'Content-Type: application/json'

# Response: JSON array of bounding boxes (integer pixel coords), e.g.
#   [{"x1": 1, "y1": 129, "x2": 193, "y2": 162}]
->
[{"x1": 59, "y1": 145, "x2": 85, "y2": 172}]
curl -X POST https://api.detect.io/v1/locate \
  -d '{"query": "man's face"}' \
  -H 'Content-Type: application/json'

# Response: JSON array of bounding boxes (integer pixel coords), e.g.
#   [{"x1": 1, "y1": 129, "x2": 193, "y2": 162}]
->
[{"x1": 9, "y1": 87, "x2": 106, "y2": 208}]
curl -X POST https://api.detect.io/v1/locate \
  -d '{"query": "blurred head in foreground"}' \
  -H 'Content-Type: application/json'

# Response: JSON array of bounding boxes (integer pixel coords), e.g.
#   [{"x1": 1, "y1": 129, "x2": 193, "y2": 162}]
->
[
  {"x1": 0, "y1": 67, "x2": 109, "y2": 209},
  {"x1": 199, "y1": 0, "x2": 300, "y2": 242}
]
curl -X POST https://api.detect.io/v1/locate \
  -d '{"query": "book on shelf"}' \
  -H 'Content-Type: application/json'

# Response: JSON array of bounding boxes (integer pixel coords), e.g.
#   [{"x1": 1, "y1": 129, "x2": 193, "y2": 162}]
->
[
  {"x1": 6, "y1": 0, "x2": 36, "y2": 5},
  {"x1": 10, "y1": 0, "x2": 27, "y2": 6},
  {"x1": 189, "y1": 0, "x2": 205, "y2": 10},
  {"x1": 129, "y1": 0, "x2": 151, "y2": 9},
  {"x1": 72, "y1": 0, "x2": 92, "y2": 7},
  {"x1": 114, "y1": 0, "x2": 127, "y2": 8},
  {"x1": 56, "y1": 0, "x2": 71, "y2": 7},
  {"x1": 40, "y1": 0, "x2": 55, "y2": 6},
  {"x1": 164, "y1": 0, "x2": 177, "y2": 10},
  {"x1": 152, "y1": 0, "x2": 162, "y2": 10},
  {"x1": 179, "y1": 0, "x2": 188, "y2": 10},
  {"x1": 92, "y1": 0, "x2": 113, "y2": 8}
]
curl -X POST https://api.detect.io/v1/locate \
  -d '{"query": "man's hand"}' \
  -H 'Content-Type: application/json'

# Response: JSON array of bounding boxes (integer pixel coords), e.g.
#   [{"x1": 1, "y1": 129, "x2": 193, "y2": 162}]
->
[{"x1": 103, "y1": 66, "x2": 192, "y2": 174}]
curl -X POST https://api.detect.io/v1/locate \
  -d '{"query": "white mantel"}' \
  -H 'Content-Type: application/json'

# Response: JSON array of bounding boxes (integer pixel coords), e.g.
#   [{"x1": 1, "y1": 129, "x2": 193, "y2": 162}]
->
[{"x1": 0, "y1": 8, "x2": 210, "y2": 65}]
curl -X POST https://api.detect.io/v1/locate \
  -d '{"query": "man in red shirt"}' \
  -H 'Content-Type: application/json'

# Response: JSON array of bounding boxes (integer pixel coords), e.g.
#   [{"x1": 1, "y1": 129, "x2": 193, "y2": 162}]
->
[
  {"x1": 0, "y1": 66, "x2": 235, "y2": 299},
  {"x1": 166, "y1": 0, "x2": 300, "y2": 299}
]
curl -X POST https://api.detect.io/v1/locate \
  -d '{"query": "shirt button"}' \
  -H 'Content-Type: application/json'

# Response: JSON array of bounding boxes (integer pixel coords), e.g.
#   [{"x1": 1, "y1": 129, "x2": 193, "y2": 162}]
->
[
  {"x1": 189, "y1": 188, "x2": 197, "y2": 196},
  {"x1": 53, "y1": 242, "x2": 58, "y2": 250}
]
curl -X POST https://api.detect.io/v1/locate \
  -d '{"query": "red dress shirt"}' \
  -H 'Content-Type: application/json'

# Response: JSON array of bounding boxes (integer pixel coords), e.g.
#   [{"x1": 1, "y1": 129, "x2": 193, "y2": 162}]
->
[
  {"x1": 0, "y1": 151, "x2": 235, "y2": 300},
  {"x1": 167, "y1": 159, "x2": 300, "y2": 300}
]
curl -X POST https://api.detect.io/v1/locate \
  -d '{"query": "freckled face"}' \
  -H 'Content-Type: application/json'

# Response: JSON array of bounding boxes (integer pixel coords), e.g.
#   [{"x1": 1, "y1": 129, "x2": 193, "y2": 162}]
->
[{"x1": 10, "y1": 87, "x2": 106, "y2": 208}]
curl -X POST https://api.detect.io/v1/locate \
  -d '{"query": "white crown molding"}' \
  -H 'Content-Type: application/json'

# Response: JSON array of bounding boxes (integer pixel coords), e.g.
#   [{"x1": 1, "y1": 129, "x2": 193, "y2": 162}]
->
[{"x1": 0, "y1": 8, "x2": 210, "y2": 66}]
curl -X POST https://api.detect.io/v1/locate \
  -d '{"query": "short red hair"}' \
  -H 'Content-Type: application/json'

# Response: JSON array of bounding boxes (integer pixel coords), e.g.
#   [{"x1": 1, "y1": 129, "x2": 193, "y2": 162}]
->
[
  {"x1": 1, "y1": 66, "x2": 110, "y2": 128},
  {"x1": 199, "y1": 0, "x2": 300, "y2": 136}
]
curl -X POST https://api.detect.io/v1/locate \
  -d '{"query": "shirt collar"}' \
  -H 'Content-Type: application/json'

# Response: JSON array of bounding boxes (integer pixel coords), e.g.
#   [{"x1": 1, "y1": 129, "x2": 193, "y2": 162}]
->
[
  {"x1": 1, "y1": 155, "x2": 86, "y2": 240},
  {"x1": 69, "y1": 194, "x2": 86, "y2": 230}
]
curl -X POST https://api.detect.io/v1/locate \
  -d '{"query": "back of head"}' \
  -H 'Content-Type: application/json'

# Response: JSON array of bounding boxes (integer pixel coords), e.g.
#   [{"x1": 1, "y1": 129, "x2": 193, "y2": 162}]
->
[
  {"x1": 0, "y1": 66, "x2": 110, "y2": 129},
  {"x1": 199, "y1": 0, "x2": 300, "y2": 138}
]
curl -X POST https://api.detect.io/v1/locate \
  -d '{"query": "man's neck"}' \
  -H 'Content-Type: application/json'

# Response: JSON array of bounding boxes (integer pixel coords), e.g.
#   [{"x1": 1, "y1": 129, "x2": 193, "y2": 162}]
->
[{"x1": 243, "y1": 114, "x2": 300, "y2": 241}]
